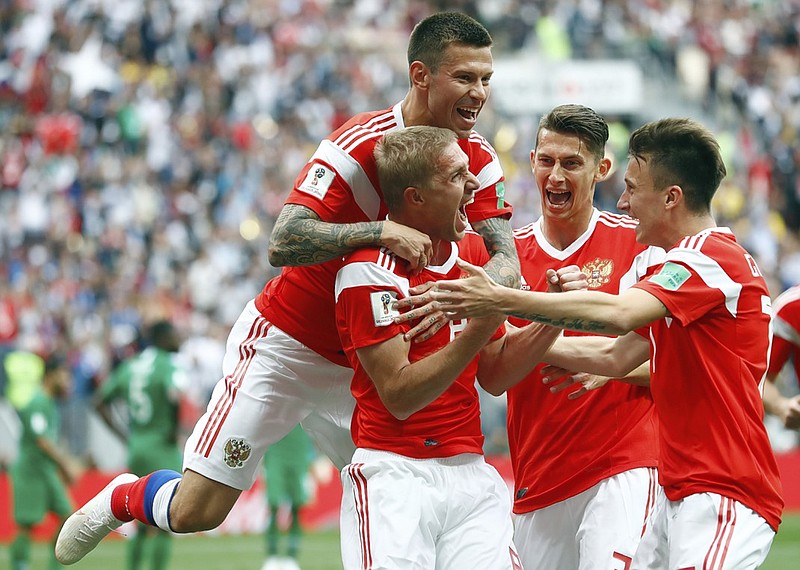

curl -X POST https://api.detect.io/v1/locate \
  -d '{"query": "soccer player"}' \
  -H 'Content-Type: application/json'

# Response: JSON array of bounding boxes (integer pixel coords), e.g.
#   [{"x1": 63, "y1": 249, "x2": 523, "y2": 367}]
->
[
  {"x1": 476, "y1": 104, "x2": 666, "y2": 569},
  {"x1": 95, "y1": 320, "x2": 188, "y2": 570},
  {"x1": 10, "y1": 353, "x2": 82, "y2": 570},
  {"x1": 55, "y1": 12, "x2": 519, "y2": 565},
  {"x1": 336, "y1": 125, "x2": 568, "y2": 569},
  {"x1": 763, "y1": 284, "x2": 800, "y2": 430},
  {"x1": 397, "y1": 117, "x2": 784, "y2": 568},
  {"x1": 260, "y1": 425, "x2": 316, "y2": 570}
]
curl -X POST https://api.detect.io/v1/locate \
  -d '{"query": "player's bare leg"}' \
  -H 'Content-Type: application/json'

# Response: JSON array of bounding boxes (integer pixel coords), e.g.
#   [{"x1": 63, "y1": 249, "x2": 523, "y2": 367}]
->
[{"x1": 167, "y1": 470, "x2": 241, "y2": 532}]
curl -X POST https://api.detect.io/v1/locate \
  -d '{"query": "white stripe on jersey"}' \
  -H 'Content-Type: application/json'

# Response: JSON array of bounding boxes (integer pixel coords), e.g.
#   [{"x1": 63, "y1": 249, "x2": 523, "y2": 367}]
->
[
  {"x1": 618, "y1": 246, "x2": 666, "y2": 292},
  {"x1": 772, "y1": 286, "x2": 800, "y2": 342},
  {"x1": 773, "y1": 286, "x2": 800, "y2": 313},
  {"x1": 773, "y1": 315, "x2": 800, "y2": 344},
  {"x1": 597, "y1": 211, "x2": 639, "y2": 229},
  {"x1": 474, "y1": 158, "x2": 504, "y2": 193},
  {"x1": 309, "y1": 139, "x2": 382, "y2": 220},
  {"x1": 335, "y1": 112, "x2": 396, "y2": 150},
  {"x1": 335, "y1": 259, "x2": 410, "y2": 302},
  {"x1": 667, "y1": 247, "x2": 742, "y2": 317},
  {"x1": 468, "y1": 132, "x2": 498, "y2": 160},
  {"x1": 375, "y1": 248, "x2": 396, "y2": 272}
]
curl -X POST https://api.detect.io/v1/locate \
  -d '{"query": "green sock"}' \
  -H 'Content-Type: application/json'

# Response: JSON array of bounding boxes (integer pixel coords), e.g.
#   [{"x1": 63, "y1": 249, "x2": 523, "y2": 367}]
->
[
  {"x1": 127, "y1": 524, "x2": 147, "y2": 570},
  {"x1": 267, "y1": 505, "x2": 280, "y2": 556},
  {"x1": 150, "y1": 530, "x2": 174, "y2": 570},
  {"x1": 10, "y1": 530, "x2": 31, "y2": 570}
]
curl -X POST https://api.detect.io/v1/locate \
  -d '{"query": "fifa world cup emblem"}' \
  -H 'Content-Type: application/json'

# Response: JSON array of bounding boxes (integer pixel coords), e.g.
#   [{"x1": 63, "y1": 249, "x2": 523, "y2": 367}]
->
[
  {"x1": 311, "y1": 167, "x2": 326, "y2": 185},
  {"x1": 380, "y1": 293, "x2": 392, "y2": 315}
]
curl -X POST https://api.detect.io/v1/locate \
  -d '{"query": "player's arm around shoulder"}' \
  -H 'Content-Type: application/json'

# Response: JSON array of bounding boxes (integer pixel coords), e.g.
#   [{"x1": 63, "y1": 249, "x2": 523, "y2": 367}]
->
[
  {"x1": 470, "y1": 216, "x2": 520, "y2": 289},
  {"x1": 268, "y1": 203, "x2": 431, "y2": 271}
]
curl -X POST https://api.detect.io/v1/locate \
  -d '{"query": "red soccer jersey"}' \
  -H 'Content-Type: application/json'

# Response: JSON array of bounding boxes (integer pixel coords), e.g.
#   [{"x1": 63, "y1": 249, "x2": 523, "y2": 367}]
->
[
  {"x1": 633, "y1": 228, "x2": 783, "y2": 531},
  {"x1": 508, "y1": 210, "x2": 665, "y2": 513},
  {"x1": 334, "y1": 234, "x2": 500, "y2": 458},
  {"x1": 768, "y1": 284, "x2": 800, "y2": 382},
  {"x1": 255, "y1": 103, "x2": 511, "y2": 366}
]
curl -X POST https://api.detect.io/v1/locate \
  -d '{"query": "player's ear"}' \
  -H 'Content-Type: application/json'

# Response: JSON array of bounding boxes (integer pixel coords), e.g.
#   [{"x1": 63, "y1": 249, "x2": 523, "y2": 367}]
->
[
  {"x1": 404, "y1": 186, "x2": 425, "y2": 206},
  {"x1": 409, "y1": 61, "x2": 430, "y2": 90},
  {"x1": 595, "y1": 156, "x2": 612, "y2": 182},
  {"x1": 664, "y1": 185, "x2": 682, "y2": 209}
]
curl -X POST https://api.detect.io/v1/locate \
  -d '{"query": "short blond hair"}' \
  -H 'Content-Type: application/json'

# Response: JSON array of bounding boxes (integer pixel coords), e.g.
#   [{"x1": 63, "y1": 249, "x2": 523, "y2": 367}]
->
[{"x1": 374, "y1": 126, "x2": 458, "y2": 212}]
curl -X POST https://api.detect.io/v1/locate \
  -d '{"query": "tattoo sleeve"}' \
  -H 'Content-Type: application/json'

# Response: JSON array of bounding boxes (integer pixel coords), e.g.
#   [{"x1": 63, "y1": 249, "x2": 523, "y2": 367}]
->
[
  {"x1": 268, "y1": 204, "x2": 384, "y2": 267},
  {"x1": 471, "y1": 216, "x2": 521, "y2": 289},
  {"x1": 507, "y1": 312, "x2": 610, "y2": 333}
]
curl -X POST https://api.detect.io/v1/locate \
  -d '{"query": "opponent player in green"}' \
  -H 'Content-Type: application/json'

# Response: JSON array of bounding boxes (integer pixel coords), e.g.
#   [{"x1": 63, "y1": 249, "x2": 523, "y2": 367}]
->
[
  {"x1": 260, "y1": 425, "x2": 316, "y2": 570},
  {"x1": 9, "y1": 354, "x2": 82, "y2": 570},
  {"x1": 96, "y1": 320, "x2": 188, "y2": 570}
]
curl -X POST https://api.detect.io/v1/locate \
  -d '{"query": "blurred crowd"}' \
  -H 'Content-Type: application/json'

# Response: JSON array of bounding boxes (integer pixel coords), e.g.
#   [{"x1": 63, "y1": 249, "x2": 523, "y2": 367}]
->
[{"x1": 0, "y1": 0, "x2": 798, "y2": 459}]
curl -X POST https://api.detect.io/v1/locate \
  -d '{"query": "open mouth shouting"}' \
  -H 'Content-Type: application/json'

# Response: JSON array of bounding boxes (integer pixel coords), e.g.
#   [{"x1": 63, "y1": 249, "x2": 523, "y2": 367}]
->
[
  {"x1": 546, "y1": 189, "x2": 572, "y2": 209},
  {"x1": 457, "y1": 106, "x2": 479, "y2": 125}
]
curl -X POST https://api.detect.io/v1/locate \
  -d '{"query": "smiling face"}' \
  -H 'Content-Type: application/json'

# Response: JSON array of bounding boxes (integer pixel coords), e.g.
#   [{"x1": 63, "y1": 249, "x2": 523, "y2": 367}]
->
[
  {"x1": 422, "y1": 44, "x2": 493, "y2": 139},
  {"x1": 418, "y1": 142, "x2": 478, "y2": 243},
  {"x1": 618, "y1": 156, "x2": 669, "y2": 248},
  {"x1": 532, "y1": 128, "x2": 609, "y2": 226}
]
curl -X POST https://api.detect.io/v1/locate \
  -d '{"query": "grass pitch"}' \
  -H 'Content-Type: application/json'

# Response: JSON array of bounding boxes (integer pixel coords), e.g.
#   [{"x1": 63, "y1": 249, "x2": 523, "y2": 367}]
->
[{"x1": 2, "y1": 515, "x2": 799, "y2": 569}]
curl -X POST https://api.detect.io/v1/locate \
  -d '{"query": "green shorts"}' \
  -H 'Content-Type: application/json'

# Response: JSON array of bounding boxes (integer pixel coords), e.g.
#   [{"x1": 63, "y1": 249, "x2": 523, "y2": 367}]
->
[
  {"x1": 265, "y1": 462, "x2": 308, "y2": 507},
  {"x1": 11, "y1": 466, "x2": 72, "y2": 525}
]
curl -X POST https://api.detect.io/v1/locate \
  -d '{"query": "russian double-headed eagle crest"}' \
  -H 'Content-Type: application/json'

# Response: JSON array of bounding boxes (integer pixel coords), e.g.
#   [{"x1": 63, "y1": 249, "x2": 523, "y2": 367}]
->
[
  {"x1": 223, "y1": 437, "x2": 252, "y2": 468},
  {"x1": 582, "y1": 258, "x2": 613, "y2": 288}
]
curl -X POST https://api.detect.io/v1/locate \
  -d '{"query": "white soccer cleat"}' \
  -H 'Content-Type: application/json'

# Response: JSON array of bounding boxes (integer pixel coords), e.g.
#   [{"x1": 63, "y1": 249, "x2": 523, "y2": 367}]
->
[{"x1": 55, "y1": 472, "x2": 139, "y2": 565}]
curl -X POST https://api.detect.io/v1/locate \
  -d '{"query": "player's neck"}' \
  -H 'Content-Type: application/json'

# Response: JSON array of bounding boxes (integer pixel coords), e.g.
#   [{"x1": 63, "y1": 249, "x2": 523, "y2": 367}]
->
[
  {"x1": 541, "y1": 215, "x2": 590, "y2": 251},
  {"x1": 399, "y1": 92, "x2": 429, "y2": 128},
  {"x1": 431, "y1": 240, "x2": 450, "y2": 266}
]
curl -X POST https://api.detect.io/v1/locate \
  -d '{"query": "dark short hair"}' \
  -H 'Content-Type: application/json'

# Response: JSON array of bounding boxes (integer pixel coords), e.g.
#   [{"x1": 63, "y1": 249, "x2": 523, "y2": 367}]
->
[
  {"x1": 148, "y1": 320, "x2": 177, "y2": 351},
  {"x1": 407, "y1": 12, "x2": 492, "y2": 72},
  {"x1": 374, "y1": 126, "x2": 459, "y2": 211},
  {"x1": 536, "y1": 104, "x2": 609, "y2": 162},
  {"x1": 44, "y1": 352, "x2": 67, "y2": 374},
  {"x1": 628, "y1": 118, "x2": 726, "y2": 212}
]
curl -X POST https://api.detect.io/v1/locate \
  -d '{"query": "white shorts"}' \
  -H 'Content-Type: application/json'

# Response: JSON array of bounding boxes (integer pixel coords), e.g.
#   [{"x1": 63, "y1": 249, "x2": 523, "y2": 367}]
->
[
  {"x1": 183, "y1": 300, "x2": 356, "y2": 490},
  {"x1": 340, "y1": 448, "x2": 523, "y2": 570},
  {"x1": 514, "y1": 467, "x2": 660, "y2": 570},
  {"x1": 632, "y1": 492, "x2": 775, "y2": 570}
]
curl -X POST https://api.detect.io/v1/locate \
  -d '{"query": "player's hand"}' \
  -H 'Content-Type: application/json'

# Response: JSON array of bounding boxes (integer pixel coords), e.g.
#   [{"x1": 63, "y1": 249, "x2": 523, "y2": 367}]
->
[
  {"x1": 541, "y1": 365, "x2": 611, "y2": 400},
  {"x1": 546, "y1": 265, "x2": 588, "y2": 293},
  {"x1": 400, "y1": 283, "x2": 449, "y2": 342},
  {"x1": 61, "y1": 457, "x2": 87, "y2": 486},
  {"x1": 379, "y1": 220, "x2": 433, "y2": 275},
  {"x1": 394, "y1": 259, "x2": 502, "y2": 322},
  {"x1": 778, "y1": 394, "x2": 800, "y2": 430}
]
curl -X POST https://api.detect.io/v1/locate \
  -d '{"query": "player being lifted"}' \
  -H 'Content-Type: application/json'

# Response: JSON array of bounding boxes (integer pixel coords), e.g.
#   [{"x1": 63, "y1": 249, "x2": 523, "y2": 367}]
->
[{"x1": 55, "y1": 12, "x2": 519, "y2": 565}]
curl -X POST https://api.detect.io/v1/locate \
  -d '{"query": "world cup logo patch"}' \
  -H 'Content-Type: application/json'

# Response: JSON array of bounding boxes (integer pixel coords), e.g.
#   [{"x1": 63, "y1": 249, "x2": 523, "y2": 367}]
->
[
  {"x1": 223, "y1": 437, "x2": 252, "y2": 469},
  {"x1": 581, "y1": 258, "x2": 613, "y2": 288}
]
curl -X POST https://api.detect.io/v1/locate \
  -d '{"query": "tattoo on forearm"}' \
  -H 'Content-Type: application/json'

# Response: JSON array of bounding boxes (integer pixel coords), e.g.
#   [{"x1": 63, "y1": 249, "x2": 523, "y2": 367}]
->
[
  {"x1": 471, "y1": 217, "x2": 520, "y2": 288},
  {"x1": 509, "y1": 312, "x2": 608, "y2": 333},
  {"x1": 269, "y1": 204, "x2": 383, "y2": 266}
]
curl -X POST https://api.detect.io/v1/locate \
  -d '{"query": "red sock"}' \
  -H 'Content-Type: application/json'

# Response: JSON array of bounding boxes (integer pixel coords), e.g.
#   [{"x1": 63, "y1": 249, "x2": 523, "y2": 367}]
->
[{"x1": 109, "y1": 476, "x2": 149, "y2": 523}]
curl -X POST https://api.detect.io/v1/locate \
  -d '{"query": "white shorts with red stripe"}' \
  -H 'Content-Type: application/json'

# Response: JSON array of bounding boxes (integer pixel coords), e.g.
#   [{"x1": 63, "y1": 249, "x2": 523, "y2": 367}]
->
[
  {"x1": 514, "y1": 467, "x2": 660, "y2": 570},
  {"x1": 340, "y1": 448, "x2": 523, "y2": 570},
  {"x1": 631, "y1": 492, "x2": 775, "y2": 570},
  {"x1": 183, "y1": 300, "x2": 355, "y2": 490}
]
